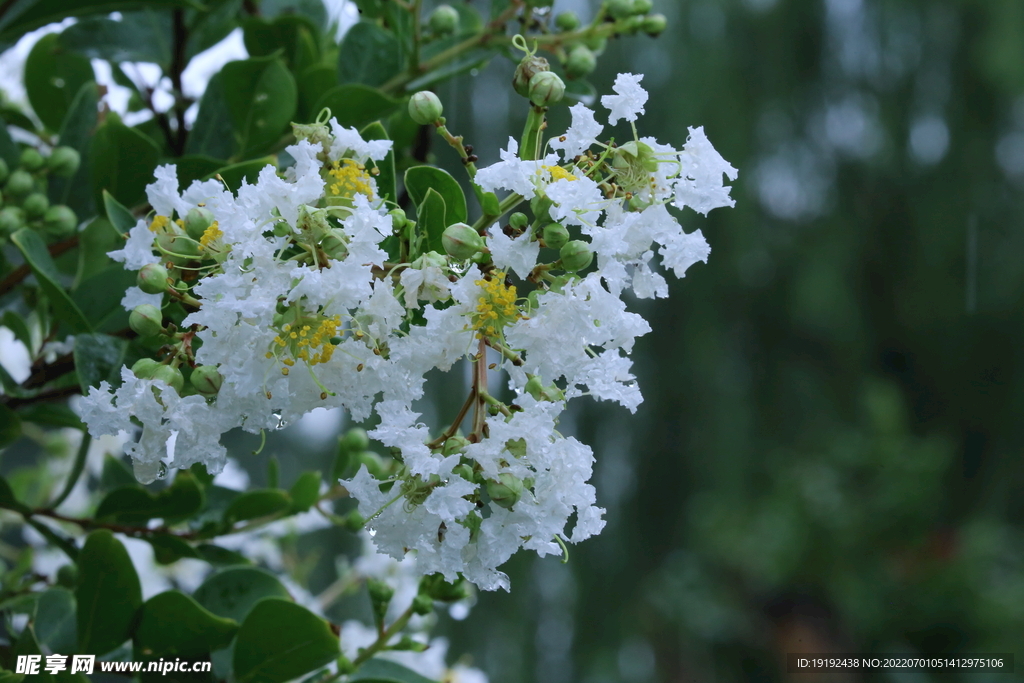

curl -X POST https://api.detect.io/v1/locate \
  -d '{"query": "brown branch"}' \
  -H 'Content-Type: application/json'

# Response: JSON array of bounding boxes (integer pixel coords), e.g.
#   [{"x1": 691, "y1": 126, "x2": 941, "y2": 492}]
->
[
  {"x1": 2, "y1": 384, "x2": 82, "y2": 409},
  {"x1": 169, "y1": 10, "x2": 190, "y2": 155},
  {"x1": 0, "y1": 235, "x2": 80, "y2": 297}
]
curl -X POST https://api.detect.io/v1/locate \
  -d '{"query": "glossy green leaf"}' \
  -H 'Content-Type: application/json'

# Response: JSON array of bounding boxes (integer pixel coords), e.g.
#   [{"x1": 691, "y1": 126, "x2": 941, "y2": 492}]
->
[
  {"x1": 49, "y1": 82, "x2": 99, "y2": 225},
  {"x1": 205, "y1": 157, "x2": 275, "y2": 192},
  {"x1": 352, "y1": 659, "x2": 439, "y2": 683},
  {"x1": 71, "y1": 266, "x2": 134, "y2": 333},
  {"x1": 337, "y1": 22, "x2": 401, "y2": 88},
  {"x1": 242, "y1": 14, "x2": 319, "y2": 70},
  {"x1": 10, "y1": 228, "x2": 92, "y2": 334},
  {"x1": 101, "y1": 454, "x2": 137, "y2": 489},
  {"x1": 95, "y1": 471, "x2": 204, "y2": 524},
  {"x1": 75, "y1": 217, "x2": 121, "y2": 286},
  {"x1": 72, "y1": 332, "x2": 128, "y2": 393},
  {"x1": 186, "y1": 0, "x2": 243, "y2": 60},
  {"x1": 23, "y1": 33, "x2": 94, "y2": 131},
  {"x1": 223, "y1": 488, "x2": 292, "y2": 523},
  {"x1": 405, "y1": 48, "x2": 491, "y2": 92},
  {"x1": 233, "y1": 599, "x2": 339, "y2": 683},
  {"x1": 34, "y1": 587, "x2": 77, "y2": 655},
  {"x1": 194, "y1": 566, "x2": 291, "y2": 623},
  {"x1": 0, "y1": 405, "x2": 21, "y2": 449},
  {"x1": 103, "y1": 189, "x2": 137, "y2": 234},
  {"x1": 175, "y1": 154, "x2": 226, "y2": 191},
  {"x1": 147, "y1": 534, "x2": 200, "y2": 564},
  {"x1": 313, "y1": 84, "x2": 400, "y2": 131},
  {"x1": 360, "y1": 121, "x2": 396, "y2": 205},
  {"x1": 76, "y1": 530, "x2": 142, "y2": 656},
  {"x1": 416, "y1": 188, "x2": 448, "y2": 255},
  {"x1": 219, "y1": 55, "x2": 298, "y2": 157},
  {"x1": 405, "y1": 167, "x2": 467, "y2": 224},
  {"x1": 16, "y1": 403, "x2": 84, "y2": 430},
  {"x1": 0, "y1": 0, "x2": 190, "y2": 47},
  {"x1": 187, "y1": 73, "x2": 235, "y2": 160},
  {"x1": 60, "y1": 10, "x2": 172, "y2": 66},
  {"x1": 195, "y1": 543, "x2": 251, "y2": 566},
  {"x1": 91, "y1": 117, "x2": 160, "y2": 209},
  {"x1": 288, "y1": 471, "x2": 321, "y2": 512},
  {"x1": 135, "y1": 590, "x2": 238, "y2": 658},
  {"x1": 0, "y1": 311, "x2": 31, "y2": 349},
  {"x1": 298, "y1": 63, "x2": 337, "y2": 122},
  {"x1": 262, "y1": 0, "x2": 327, "y2": 24}
]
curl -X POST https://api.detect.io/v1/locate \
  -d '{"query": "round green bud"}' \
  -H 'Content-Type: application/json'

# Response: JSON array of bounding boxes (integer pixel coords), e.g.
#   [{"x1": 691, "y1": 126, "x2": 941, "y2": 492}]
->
[
  {"x1": 0, "y1": 207, "x2": 24, "y2": 235},
  {"x1": 509, "y1": 212, "x2": 529, "y2": 230},
  {"x1": 408, "y1": 90, "x2": 444, "y2": 126},
  {"x1": 22, "y1": 192, "x2": 49, "y2": 219},
  {"x1": 19, "y1": 147, "x2": 44, "y2": 172},
  {"x1": 529, "y1": 71, "x2": 565, "y2": 107},
  {"x1": 56, "y1": 564, "x2": 78, "y2": 588},
  {"x1": 389, "y1": 208, "x2": 409, "y2": 231},
  {"x1": 559, "y1": 240, "x2": 593, "y2": 272},
  {"x1": 5, "y1": 169, "x2": 34, "y2": 198},
  {"x1": 607, "y1": 0, "x2": 634, "y2": 19},
  {"x1": 451, "y1": 463, "x2": 475, "y2": 481},
  {"x1": 633, "y1": 0, "x2": 653, "y2": 14},
  {"x1": 191, "y1": 365, "x2": 223, "y2": 397},
  {"x1": 419, "y1": 572, "x2": 471, "y2": 601},
  {"x1": 428, "y1": 4, "x2": 459, "y2": 35},
  {"x1": 411, "y1": 594, "x2": 434, "y2": 616},
  {"x1": 272, "y1": 221, "x2": 292, "y2": 237},
  {"x1": 542, "y1": 222, "x2": 570, "y2": 250},
  {"x1": 129, "y1": 304, "x2": 164, "y2": 337},
  {"x1": 42, "y1": 205, "x2": 77, "y2": 239},
  {"x1": 47, "y1": 146, "x2": 81, "y2": 178},
  {"x1": 131, "y1": 358, "x2": 162, "y2": 379},
  {"x1": 513, "y1": 54, "x2": 550, "y2": 98},
  {"x1": 565, "y1": 45, "x2": 597, "y2": 79},
  {"x1": 342, "y1": 427, "x2": 370, "y2": 452},
  {"x1": 442, "y1": 436, "x2": 470, "y2": 456},
  {"x1": 367, "y1": 578, "x2": 395, "y2": 605},
  {"x1": 555, "y1": 11, "x2": 580, "y2": 31},
  {"x1": 442, "y1": 222, "x2": 485, "y2": 260},
  {"x1": 643, "y1": 13, "x2": 667, "y2": 35},
  {"x1": 342, "y1": 509, "x2": 365, "y2": 532},
  {"x1": 358, "y1": 451, "x2": 390, "y2": 479},
  {"x1": 583, "y1": 34, "x2": 607, "y2": 52},
  {"x1": 623, "y1": 15, "x2": 644, "y2": 32},
  {"x1": 486, "y1": 473, "x2": 524, "y2": 509},
  {"x1": 137, "y1": 263, "x2": 169, "y2": 295},
  {"x1": 321, "y1": 230, "x2": 348, "y2": 260},
  {"x1": 184, "y1": 207, "x2": 215, "y2": 240},
  {"x1": 151, "y1": 364, "x2": 184, "y2": 393},
  {"x1": 0, "y1": 158, "x2": 9, "y2": 185}
]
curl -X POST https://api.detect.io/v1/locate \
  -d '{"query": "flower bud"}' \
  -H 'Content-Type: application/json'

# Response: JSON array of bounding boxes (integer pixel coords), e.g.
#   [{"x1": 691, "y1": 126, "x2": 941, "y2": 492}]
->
[
  {"x1": 129, "y1": 304, "x2": 164, "y2": 337},
  {"x1": 42, "y1": 205, "x2": 77, "y2": 239},
  {"x1": 583, "y1": 34, "x2": 607, "y2": 52},
  {"x1": 555, "y1": 11, "x2": 580, "y2": 31},
  {"x1": 0, "y1": 207, "x2": 24, "y2": 236},
  {"x1": 428, "y1": 4, "x2": 459, "y2": 35},
  {"x1": 190, "y1": 365, "x2": 223, "y2": 397},
  {"x1": 19, "y1": 147, "x2": 44, "y2": 172},
  {"x1": 442, "y1": 435, "x2": 470, "y2": 456},
  {"x1": 542, "y1": 222, "x2": 570, "y2": 250},
  {"x1": 320, "y1": 229, "x2": 348, "y2": 260},
  {"x1": 411, "y1": 594, "x2": 434, "y2": 616},
  {"x1": 5, "y1": 169, "x2": 34, "y2": 198},
  {"x1": 358, "y1": 451, "x2": 391, "y2": 479},
  {"x1": 47, "y1": 146, "x2": 81, "y2": 178},
  {"x1": 643, "y1": 13, "x2": 667, "y2": 35},
  {"x1": 184, "y1": 207, "x2": 215, "y2": 240},
  {"x1": 633, "y1": 0, "x2": 653, "y2": 14},
  {"x1": 56, "y1": 564, "x2": 78, "y2": 588},
  {"x1": 451, "y1": 463, "x2": 475, "y2": 482},
  {"x1": 486, "y1": 473, "x2": 524, "y2": 509},
  {"x1": 606, "y1": 0, "x2": 634, "y2": 19},
  {"x1": 22, "y1": 192, "x2": 49, "y2": 219},
  {"x1": 389, "y1": 208, "x2": 410, "y2": 231},
  {"x1": 341, "y1": 427, "x2": 370, "y2": 452},
  {"x1": 565, "y1": 45, "x2": 596, "y2": 79},
  {"x1": 151, "y1": 364, "x2": 184, "y2": 393},
  {"x1": 0, "y1": 158, "x2": 9, "y2": 185},
  {"x1": 273, "y1": 221, "x2": 292, "y2": 237},
  {"x1": 408, "y1": 90, "x2": 444, "y2": 125},
  {"x1": 525, "y1": 375, "x2": 566, "y2": 402},
  {"x1": 559, "y1": 240, "x2": 593, "y2": 272},
  {"x1": 137, "y1": 263, "x2": 169, "y2": 294},
  {"x1": 341, "y1": 509, "x2": 364, "y2": 532},
  {"x1": 508, "y1": 212, "x2": 529, "y2": 230},
  {"x1": 442, "y1": 222, "x2": 485, "y2": 260},
  {"x1": 419, "y1": 572, "x2": 471, "y2": 601},
  {"x1": 367, "y1": 578, "x2": 394, "y2": 621},
  {"x1": 513, "y1": 54, "x2": 550, "y2": 98},
  {"x1": 529, "y1": 71, "x2": 565, "y2": 107},
  {"x1": 131, "y1": 358, "x2": 162, "y2": 379}
]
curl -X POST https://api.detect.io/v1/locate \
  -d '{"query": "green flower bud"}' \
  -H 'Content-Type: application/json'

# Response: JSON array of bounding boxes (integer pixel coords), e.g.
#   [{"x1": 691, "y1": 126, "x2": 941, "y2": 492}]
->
[
  {"x1": 358, "y1": 451, "x2": 390, "y2": 479},
  {"x1": 513, "y1": 54, "x2": 550, "y2": 98},
  {"x1": 272, "y1": 221, "x2": 292, "y2": 237},
  {"x1": 525, "y1": 375, "x2": 565, "y2": 402},
  {"x1": 633, "y1": 0, "x2": 653, "y2": 14},
  {"x1": 408, "y1": 90, "x2": 444, "y2": 125},
  {"x1": 367, "y1": 578, "x2": 395, "y2": 618},
  {"x1": 0, "y1": 158, "x2": 9, "y2": 185},
  {"x1": 451, "y1": 463, "x2": 475, "y2": 481},
  {"x1": 42, "y1": 205, "x2": 77, "y2": 239},
  {"x1": 56, "y1": 564, "x2": 78, "y2": 588},
  {"x1": 184, "y1": 207, "x2": 215, "y2": 240},
  {"x1": 642, "y1": 12, "x2": 667, "y2": 35},
  {"x1": 47, "y1": 146, "x2": 81, "y2": 178},
  {"x1": 509, "y1": 212, "x2": 529, "y2": 230},
  {"x1": 5, "y1": 169, "x2": 34, "y2": 198},
  {"x1": 443, "y1": 436, "x2": 470, "y2": 456},
  {"x1": 190, "y1": 365, "x2": 223, "y2": 397},
  {"x1": 0, "y1": 207, "x2": 24, "y2": 236},
  {"x1": 555, "y1": 11, "x2": 580, "y2": 31},
  {"x1": 583, "y1": 34, "x2": 607, "y2": 52},
  {"x1": 137, "y1": 262, "x2": 169, "y2": 295},
  {"x1": 486, "y1": 473, "x2": 524, "y2": 509},
  {"x1": 22, "y1": 192, "x2": 49, "y2": 219},
  {"x1": 428, "y1": 4, "x2": 459, "y2": 35},
  {"x1": 389, "y1": 208, "x2": 409, "y2": 231},
  {"x1": 565, "y1": 45, "x2": 596, "y2": 79},
  {"x1": 419, "y1": 572, "x2": 471, "y2": 601},
  {"x1": 559, "y1": 240, "x2": 593, "y2": 272},
  {"x1": 411, "y1": 594, "x2": 434, "y2": 616},
  {"x1": 19, "y1": 147, "x2": 44, "y2": 172},
  {"x1": 529, "y1": 71, "x2": 565, "y2": 107},
  {"x1": 131, "y1": 358, "x2": 162, "y2": 379},
  {"x1": 342, "y1": 427, "x2": 370, "y2": 452},
  {"x1": 342, "y1": 509, "x2": 365, "y2": 532},
  {"x1": 442, "y1": 222, "x2": 485, "y2": 260},
  {"x1": 623, "y1": 15, "x2": 644, "y2": 33},
  {"x1": 542, "y1": 222, "x2": 570, "y2": 250},
  {"x1": 321, "y1": 229, "x2": 348, "y2": 260},
  {"x1": 129, "y1": 304, "x2": 164, "y2": 337},
  {"x1": 607, "y1": 0, "x2": 634, "y2": 19},
  {"x1": 151, "y1": 364, "x2": 184, "y2": 393}
]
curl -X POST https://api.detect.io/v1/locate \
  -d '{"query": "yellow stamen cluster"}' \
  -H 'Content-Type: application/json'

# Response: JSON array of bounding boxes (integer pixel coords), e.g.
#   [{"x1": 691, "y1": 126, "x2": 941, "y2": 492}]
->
[
  {"x1": 269, "y1": 315, "x2": 344, "y2": 373},
  {"x1": 543, "y1": 165, "x2": 577, "y2": 182},
  {"x1": 473, "y1": 272, "x2": 520, "y2": 339},
  {"x1": 149, "y1": 215, "x2": 170, "y2": 232},
  {"x1": 200, "y1": 221, "x2": 222, "y2": 249},
  {"x1": 328, "y1": 159, "x2": 374, "y2": 199}
]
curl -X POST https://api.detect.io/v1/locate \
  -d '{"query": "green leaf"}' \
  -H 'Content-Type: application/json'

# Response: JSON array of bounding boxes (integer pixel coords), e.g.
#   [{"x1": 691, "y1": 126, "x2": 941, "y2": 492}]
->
[
  {"x1": 0, "y1": 0, "x2": 191, "y2": 47},
  {"x1": 476, "y1": 187, "x2": 501, "y2": 216},
  {"x1": 72, "y1": 266, "x2": 134, "y2": 333},
  {"x1": 0, "y1": 475, "x2": 29, "y2": 513},
  {"x1": 16, "y1": 403, "x2": 84, "y2": 430},
  {"x1": 416, "y1": 188, "x2": 448, "y2": 255},
  {"x1": 404, "y1": 167, "x2": 467, "y2": 224},
  {"x1": 75, "y1": 217, "x2": 122, "y2": 287},
  {"x1": 34, "y1": 587, "x2": 77, "y2": 655},
  {"x1": 91, "y1": 117, "x2": 160, "y2": 210},
  {"x1": 101, "y1": 454, "x2": 137, "y2": 489},
  {"x1": 405, "y1": 49, "x2": 491, "y2": 92},
  {"x1": 72, "y1": 332, "x2": 128, "y2": 393},
  {"x1": 205, "y1": 157, "x2": 275, "y2": 192},
  {"x1": 337, "y1": 22, "x2": 401, "y2": 88},
  {"x1": 187, "y1": 73, "x2": 236, "y2": 160},
  {"x1": 103, "y1": 189, "x2": 137, "y2": 234},
  {"x1": 25, "y1": 518, "x2": 78, "y2": 560},
  {"x1": 242, "y1": 15, "x2": 319, "y2": 70},
  {"x1": 351, "y1": 660, "x2": 439, "y2": 683},
  {"x1": 0, "y1": 405, "x2": 21, "y2": 449},
  {"x1": 194, "y1": 566, "x2": 292, "y2": 622},
  {"x1": 288, "y1": 471, "x2": 321, "y2": 512},
  {"x1": 313, "y1": 84, "x2": 399, "y2": 131},
  {"x1": 23, "y1": 33, "x2": 94, "y2": 131},
  {"x1": 135, "y1": 590, "x2": 238, "y2": 658},
  {"x1": 76, "y1": 529, "x2": 142, "y2": 656},
  {"x1": 223, "y1": 489, "x2": 292, "y2": 523},
  {"x1": 219, "y1": 55, "x2": 298, "y2": 157},
  {"x1": 60, "y1": 10, "x2": 173, "y2": 67},
  {"x1": 196, "y1": 543, "x2": 251, "y2": 566},
  {"x1": 175, "y1": 154, "x2": 226, "y2": 191},
  {"x1": 95, "y1": 471, "x2": 204, "y2": 524},
  {"x1": 297, "y1": 63, "x2": 337, "y2": 122},
  {"x1": 233, "y1": 599, "x2": 339, "y2": 683},
  {"x1": 186, "y1": 0, "x2": 243, "y2": 60},
  {"x1": 0, "y1": 116, "x2": 19, "y2": 167},
  {"x1": 10, "y1": 228, "x2": 92, "y2": 334},
  {"x1": 360, "y1": 121, "x2": 395, "y2": 204},
  {"x1": 147, "y1": 534, "x2": 200, "y2": 564}
]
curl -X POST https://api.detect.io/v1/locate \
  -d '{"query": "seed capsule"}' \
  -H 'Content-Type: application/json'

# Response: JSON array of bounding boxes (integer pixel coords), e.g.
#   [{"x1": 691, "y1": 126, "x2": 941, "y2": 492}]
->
[
  {"x1": 486, "y1": 473, "x2": 524, "y2": 510},
  {"x1": 137, "y1": 263, "x2": 169, "y2": 295},
  {"x1": 409, "y1": 91, "x2": 444, "y2": 125},
  {"x1": 442, "y1": 222, "x2": 485, "y2": 260},
  {"x1": 129, "y1": 304, "x2": 164, "y2": 337},
  {"x1": 559, "y1": 239, "x2": 594, "y2": 272},
  {"x1": 48, "y1": 147, "x2": 81, "y2": 178},
  {"x1": 529, "y1": 71, "x2": 565, "y2": 107},
  {"x1": 190, "y1": 365, "x2": 223, "y2": 397}
]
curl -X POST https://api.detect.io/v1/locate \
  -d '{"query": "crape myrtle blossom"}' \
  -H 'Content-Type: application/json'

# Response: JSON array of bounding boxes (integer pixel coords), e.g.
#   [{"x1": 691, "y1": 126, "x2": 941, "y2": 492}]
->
[{"x1": 78, "y1": 73, "x2": 736, "y2": 591}]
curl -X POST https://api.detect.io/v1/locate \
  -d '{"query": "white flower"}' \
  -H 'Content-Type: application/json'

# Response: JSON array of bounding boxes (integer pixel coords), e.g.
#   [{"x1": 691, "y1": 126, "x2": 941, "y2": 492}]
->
[
  {"x1": 672, "y1": 126, "x2": 738, "y2": 215},
  {"x1": 602, "y1": 73, "x2": 648, "y2": 125},
  {"x1": 120, "y1": 286, "x2": 162, "y2": 311},
  {"x1": 329, "y1": 120, "x2": 393, "y2": 162},
  {"x1": 546, "y1": 173, "x2": 606, "y2": 227},
  {"x1": 108, "y1": 219, "x2": 160, "y2": 270},
  {"x1": 486, "y1": 227, "x2": 539, "y2": 280},
  {"x1": 474, "y1": 138, "x2": 559, "y2": 200},
  {"x1": 550, "y1": 103, "x2": 603, "y2": 158},
  {"x1": 659, "y1": 227, "x2": 711, "y2": 278}
]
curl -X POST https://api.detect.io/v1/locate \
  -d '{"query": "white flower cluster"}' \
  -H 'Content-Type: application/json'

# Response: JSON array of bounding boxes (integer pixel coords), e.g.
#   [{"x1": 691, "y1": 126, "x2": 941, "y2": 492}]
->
[{"x1": 79, "y1": 73, "x2": 736, "y2": 591}]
